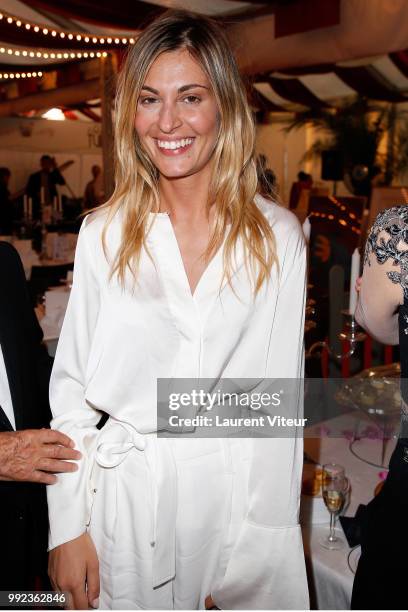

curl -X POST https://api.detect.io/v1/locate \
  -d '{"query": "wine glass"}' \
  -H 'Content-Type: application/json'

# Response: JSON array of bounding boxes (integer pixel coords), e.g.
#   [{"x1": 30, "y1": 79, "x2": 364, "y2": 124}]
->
[{"x1": 320, "y1": 463, "x2": 349, "y2": 550}]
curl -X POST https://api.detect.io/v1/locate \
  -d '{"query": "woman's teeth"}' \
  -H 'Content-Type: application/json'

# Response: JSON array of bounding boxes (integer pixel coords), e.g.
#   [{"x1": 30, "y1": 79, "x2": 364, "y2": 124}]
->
[{"x1": 157, "y1": 138, "x2": 194, "y2": 150}]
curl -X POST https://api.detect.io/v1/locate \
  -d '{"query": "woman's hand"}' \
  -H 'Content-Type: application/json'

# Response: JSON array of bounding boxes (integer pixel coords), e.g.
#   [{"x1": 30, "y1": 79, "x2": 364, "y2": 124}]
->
[
  {"x1": 205, "y1": 594, "x2": 219, "y2": 609},
  {"x1": 49, "y1": 532, "x2": 100, "y2": 610}
]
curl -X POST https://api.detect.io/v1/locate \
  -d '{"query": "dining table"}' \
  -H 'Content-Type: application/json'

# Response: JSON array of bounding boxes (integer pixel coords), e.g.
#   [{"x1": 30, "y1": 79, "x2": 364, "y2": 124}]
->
[
  {"x1": 302, "y1": 412, "x2": 396, "y2": 609},
  {"x1": 0, "y1": 234, "x2": 76, "y2": 278}
]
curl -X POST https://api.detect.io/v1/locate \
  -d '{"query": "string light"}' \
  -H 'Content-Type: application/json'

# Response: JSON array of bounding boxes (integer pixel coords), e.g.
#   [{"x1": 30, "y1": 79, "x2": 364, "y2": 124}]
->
[
  {"x1": 0, "y1": 9, "x2": 136, "y2": 46},
  {"x1": 0, "y1": 45, "x2": 108, "y2": 59},
  {"x1": 329, "y1": 195, "x2": 362, "y2": 223},
  {"x1": 309, "y1": 211, "x2": 360, "y2": 234},
  {"x1": 0, "y1": 70, "x2": 42, "y2": 79}
]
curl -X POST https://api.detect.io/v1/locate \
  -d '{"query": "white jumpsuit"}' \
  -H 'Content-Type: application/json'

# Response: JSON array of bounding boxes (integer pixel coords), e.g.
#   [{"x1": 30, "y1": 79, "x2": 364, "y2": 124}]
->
[{"x1": 47, "y1": 195, "x2": 309, "y2": 609}]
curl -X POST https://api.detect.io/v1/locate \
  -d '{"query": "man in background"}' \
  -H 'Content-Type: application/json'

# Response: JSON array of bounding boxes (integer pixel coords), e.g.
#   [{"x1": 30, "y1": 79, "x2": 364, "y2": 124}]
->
[
  {"x1": 83, "y1": 164, "x2": 104, "y2": 210},
  {"x1": 289, "y1": 171, "x2": 313, "y2": 210},
  {"x1": 0, "y1": 241, "x2": 81, "y2": 591},
  {"x1": 26, "y1": 155, "x2": 65, "y2": 220}
]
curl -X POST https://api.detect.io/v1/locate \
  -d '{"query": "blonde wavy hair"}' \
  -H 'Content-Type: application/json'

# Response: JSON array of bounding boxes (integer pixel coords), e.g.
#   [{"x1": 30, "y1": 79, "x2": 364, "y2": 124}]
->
[{"x1": 101, "y1": 9, "x2": 278, "y2": 294}]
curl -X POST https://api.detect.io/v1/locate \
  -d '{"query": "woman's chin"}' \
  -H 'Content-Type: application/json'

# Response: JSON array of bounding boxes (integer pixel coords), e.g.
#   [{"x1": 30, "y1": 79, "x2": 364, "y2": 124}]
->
[{"x1": 157, "y1": 165, "x2": 201, "y2": 180}]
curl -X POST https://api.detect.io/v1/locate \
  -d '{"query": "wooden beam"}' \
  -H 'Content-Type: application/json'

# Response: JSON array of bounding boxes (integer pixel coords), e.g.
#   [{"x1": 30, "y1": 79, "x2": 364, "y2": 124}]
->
[{"x1": 0, "y1": 79, "x2": 99, "y2": 117}]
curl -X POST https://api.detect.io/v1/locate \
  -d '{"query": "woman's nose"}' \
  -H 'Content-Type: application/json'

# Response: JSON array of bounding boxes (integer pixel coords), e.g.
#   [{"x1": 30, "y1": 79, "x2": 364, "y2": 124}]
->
[{"x1": 158, "y1": 101, "x2": 182, "y2": 133}]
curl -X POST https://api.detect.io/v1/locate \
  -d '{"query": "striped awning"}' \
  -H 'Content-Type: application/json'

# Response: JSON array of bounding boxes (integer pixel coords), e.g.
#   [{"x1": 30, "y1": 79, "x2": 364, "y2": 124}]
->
[{"x1": 254, "y1": 53, "x2": 408, "y2": 112}]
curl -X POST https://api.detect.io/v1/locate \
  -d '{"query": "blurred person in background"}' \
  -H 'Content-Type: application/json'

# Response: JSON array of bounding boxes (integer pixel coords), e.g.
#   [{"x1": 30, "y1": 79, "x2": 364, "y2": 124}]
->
[
  {"x1": 289, "y1": 170, "x2": 313, "y2": 210},
  {"x1": 352, "y1": 205, "x2": 408, "y2": 609},
  {"x1": 83, "y1": 165, "x2": 104, "y2": 210},
  {"x1": 26, "y1": 155, "x2": 66, "y2": 220}
]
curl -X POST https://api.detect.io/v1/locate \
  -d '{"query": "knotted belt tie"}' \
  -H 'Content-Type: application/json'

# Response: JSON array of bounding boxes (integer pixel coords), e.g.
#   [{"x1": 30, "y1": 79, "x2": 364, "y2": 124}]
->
[{"x1": 91, "y1": 419, "x2": 177, "y2": 588}]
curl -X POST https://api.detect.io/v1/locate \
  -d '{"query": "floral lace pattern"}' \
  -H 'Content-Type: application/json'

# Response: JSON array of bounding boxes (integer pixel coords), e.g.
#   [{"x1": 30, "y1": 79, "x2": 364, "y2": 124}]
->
[{"x1": 365, "y1": 205, "x2": 408, "y2": 300}]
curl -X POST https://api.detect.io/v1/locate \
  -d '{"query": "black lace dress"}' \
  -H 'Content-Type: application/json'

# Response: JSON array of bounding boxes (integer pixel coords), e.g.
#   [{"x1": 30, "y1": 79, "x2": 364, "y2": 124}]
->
[{"x1": 352, "y1": 206, "x2": 408, "y2": 609}]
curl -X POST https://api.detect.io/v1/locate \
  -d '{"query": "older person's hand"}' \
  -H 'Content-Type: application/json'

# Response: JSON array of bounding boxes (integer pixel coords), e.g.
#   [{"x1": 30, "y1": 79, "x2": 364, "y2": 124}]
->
[{"x1": 0, "y1": 429, "x2": 81, "y2": 484}]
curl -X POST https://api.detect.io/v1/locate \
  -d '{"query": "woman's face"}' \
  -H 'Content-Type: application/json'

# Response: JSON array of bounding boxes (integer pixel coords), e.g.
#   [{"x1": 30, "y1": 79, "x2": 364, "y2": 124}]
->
[{"x1": 135, "y1": 48, "x2": 220, "y2": 180}]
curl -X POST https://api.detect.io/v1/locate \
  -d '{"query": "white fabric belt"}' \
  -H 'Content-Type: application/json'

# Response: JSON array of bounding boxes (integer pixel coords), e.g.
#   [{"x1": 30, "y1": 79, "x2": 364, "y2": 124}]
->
[{"x1": 91, "y1": 419, "x2": 177, "y2": 588}]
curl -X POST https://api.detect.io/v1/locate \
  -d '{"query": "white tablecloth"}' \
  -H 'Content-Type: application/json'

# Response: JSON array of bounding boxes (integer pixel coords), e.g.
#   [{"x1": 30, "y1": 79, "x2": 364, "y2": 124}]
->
[
  {"x1": 40, "y1": 285, "x2": 71, "y2": 356},
  {"x1": 303, "y1": 414, "x2": 396, "y2": 609},
  {"x1": 0, "y1": 236, "x2": 76, "y2": 278}
]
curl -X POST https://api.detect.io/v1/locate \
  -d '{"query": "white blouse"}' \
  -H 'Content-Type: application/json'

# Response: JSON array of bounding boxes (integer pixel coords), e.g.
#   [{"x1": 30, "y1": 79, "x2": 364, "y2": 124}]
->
[{"x1": 47, "y1": 194, "x2": 309, "y2": 609}]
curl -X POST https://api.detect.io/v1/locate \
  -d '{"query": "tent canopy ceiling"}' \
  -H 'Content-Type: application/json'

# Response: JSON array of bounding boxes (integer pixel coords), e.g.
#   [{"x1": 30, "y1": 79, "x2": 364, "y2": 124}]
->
[
  {"x1": 0, "y1": 0, "x2": 340, "y2": 66},
  {"x1": 0, "y1": 0, "x2": 286, "y2": 45},
  {"x1": 1, "y1": 0, "x2": 408, "y2": 118}
]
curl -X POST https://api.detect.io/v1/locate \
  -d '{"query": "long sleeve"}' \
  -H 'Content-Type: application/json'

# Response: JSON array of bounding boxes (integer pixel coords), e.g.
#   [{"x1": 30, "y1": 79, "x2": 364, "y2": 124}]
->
[
  {"x1": 355, "y1": 207, "x2": 407, "y2": 345},
  {"x1": 212, "y1": 219, "x2": 309, "y2": 609},
  {"x1": 47, "y1": 216, "x2": 102, "y2": 550}
]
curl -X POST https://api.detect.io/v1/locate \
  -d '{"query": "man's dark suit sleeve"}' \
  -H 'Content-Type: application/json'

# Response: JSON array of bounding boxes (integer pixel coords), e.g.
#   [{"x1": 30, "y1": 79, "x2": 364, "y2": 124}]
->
[{"x1": 0, "y1": 241, "x2": 52, "y2": 427}]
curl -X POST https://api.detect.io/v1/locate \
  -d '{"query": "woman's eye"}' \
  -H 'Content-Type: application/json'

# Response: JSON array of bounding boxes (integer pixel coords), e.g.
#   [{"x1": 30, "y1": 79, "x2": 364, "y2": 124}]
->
[
  {"x1": 139, "y1": 97, "x2": 158, "y2": 105},
  {"x1": 183, "y1": 95, "x2": 201, "y2": 104}
]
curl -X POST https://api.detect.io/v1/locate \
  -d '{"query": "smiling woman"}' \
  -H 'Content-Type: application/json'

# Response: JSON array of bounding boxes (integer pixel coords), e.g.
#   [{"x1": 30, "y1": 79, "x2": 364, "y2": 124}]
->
[
  {"x1": 46, "y1": 9, "x2": 309, "y2": 611},
  {"x1": 102, "y1": 8, "x2": 279, "y2": 295},
  {"x1": 135, "y1": 49, "x2": 219, "y2": 182}
]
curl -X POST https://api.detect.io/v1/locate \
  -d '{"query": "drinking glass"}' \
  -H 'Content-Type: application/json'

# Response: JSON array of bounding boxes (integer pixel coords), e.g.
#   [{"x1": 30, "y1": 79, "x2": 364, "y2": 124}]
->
[{"x1": 320, "y1": 463, "x2": 349, "y2": 550}]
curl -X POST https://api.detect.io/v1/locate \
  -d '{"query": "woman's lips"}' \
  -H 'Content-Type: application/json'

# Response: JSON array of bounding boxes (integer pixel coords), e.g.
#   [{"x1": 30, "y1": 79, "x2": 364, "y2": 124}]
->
[{"x1": 154, "y1": 138, "x2": 195, "y2": 156}]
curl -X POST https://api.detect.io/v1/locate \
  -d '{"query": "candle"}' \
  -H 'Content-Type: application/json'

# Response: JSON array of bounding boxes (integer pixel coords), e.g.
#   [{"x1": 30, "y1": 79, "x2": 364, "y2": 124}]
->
[
  {"x1": 349, "y1": 247, "x2": 360, "y2": 314},
  {"x1": 23, "y1": 195, "x2": 28, "y2": 218},
  {"x1": 302, "y1": 217, "x2": 311, "y2": 242}
]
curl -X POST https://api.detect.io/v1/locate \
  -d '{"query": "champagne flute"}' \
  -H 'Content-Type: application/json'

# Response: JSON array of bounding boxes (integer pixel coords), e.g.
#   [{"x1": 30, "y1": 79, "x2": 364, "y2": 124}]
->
[{"x1": 320, "y1": 463, "x2": 349, "y2": 550}]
